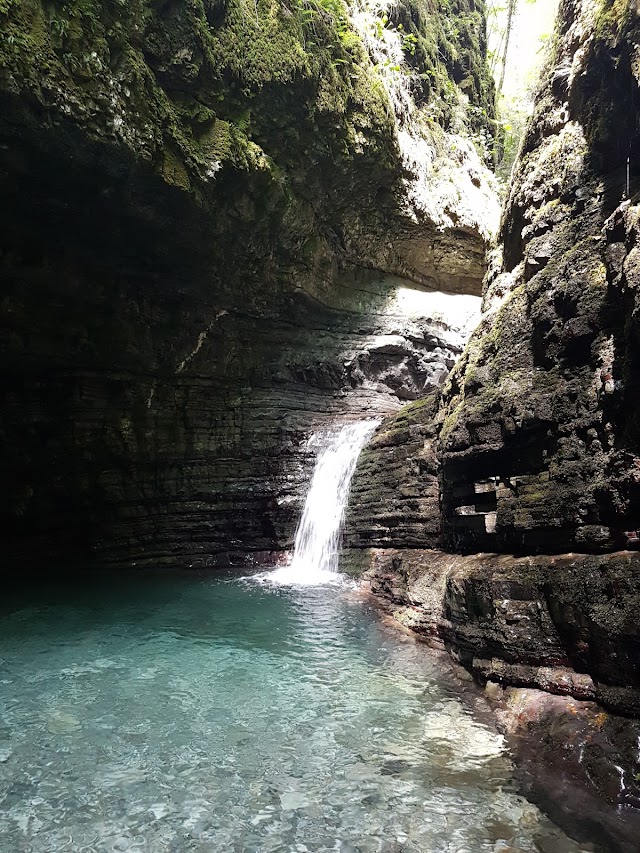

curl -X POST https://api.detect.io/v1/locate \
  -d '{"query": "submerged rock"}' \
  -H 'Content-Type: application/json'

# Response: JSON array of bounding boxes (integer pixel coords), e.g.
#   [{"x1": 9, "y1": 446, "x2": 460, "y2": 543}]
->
[
  {"x1": 279, "y1": 792, "x2": 312, "y2": 811},
  {"x1": 46, "y1": 711, "x2": 82, "y2": 734}
]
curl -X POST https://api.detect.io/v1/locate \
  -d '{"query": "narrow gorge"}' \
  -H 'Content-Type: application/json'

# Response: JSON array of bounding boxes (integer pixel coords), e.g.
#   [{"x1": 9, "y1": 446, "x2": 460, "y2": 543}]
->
[
  {"x1": 342, "y1": 0, "x2": 640, "y2": 845},
  {"x1": 1, "y1": 0, "x2": 640, "y2": 850}
]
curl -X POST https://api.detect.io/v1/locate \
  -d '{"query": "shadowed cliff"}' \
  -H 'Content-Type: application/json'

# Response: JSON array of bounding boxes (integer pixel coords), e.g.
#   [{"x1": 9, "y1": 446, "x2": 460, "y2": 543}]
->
[{"x1": 0, "y1": 0, "x2": 497, "y2": 569}]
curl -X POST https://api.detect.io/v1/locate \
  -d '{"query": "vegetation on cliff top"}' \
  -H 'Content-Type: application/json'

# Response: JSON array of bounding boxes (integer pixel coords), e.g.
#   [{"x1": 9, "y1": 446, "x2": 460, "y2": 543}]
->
[{"x1": 0, "y1": 0, "x2": 497, "y2": 200}]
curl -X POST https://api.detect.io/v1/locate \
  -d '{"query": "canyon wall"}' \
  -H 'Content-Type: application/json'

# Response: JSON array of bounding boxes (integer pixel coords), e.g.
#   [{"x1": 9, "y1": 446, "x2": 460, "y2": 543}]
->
[
  {"x1": 346, "y1": 0, "x2": 640, "y2": 723},
  {"x1": 439, "y1": 0, "x2": 640, "y2": 556},
  {"x1": 0, "y1": 0, "x2": 496, "y2": 569}
]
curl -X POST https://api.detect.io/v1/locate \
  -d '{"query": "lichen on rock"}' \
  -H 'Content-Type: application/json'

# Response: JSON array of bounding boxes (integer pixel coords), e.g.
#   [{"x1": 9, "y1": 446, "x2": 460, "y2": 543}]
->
[{"x1": 437, "y1": 0, "x2": 640, "y2": 555}]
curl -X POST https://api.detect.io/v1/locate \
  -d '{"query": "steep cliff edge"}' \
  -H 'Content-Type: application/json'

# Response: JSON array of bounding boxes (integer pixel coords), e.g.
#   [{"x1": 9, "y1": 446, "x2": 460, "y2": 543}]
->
[
  {"x1": 347, "y1": 0, "x2": 640, "y2": 728},
  {"x1": 0, "y1": 0, "x2": 497, "y2": 569},
  {"x1": 434, "y1": 0, "x2": 640, "y2": 715}
]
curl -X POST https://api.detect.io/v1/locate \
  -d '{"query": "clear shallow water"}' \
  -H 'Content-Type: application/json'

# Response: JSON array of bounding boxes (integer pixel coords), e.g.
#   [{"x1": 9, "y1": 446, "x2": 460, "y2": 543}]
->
[{"x1": 0, "y1": 573, "x2": 593, "y2": 853}]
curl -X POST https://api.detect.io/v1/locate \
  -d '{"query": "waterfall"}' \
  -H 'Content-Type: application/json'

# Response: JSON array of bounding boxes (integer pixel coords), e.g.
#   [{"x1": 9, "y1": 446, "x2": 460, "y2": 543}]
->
[{"x1": 272, "y1": 420, "x2": 380, "y2": 585}]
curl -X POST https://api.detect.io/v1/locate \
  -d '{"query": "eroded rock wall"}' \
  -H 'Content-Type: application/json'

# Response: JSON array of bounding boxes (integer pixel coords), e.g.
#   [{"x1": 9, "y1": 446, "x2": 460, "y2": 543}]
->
[
  {"x1": 347, "y1": 0, "x2": 640, "y2": 722},
  {"x1": 1, "y1": 252, "x2": 481, "y2": 569},
  {"x1": 0, "y1": 0, "x2": 497, "y2": 569},
  {"x1": 439, "y1": 0, "x2": 640, "y2": 555}
]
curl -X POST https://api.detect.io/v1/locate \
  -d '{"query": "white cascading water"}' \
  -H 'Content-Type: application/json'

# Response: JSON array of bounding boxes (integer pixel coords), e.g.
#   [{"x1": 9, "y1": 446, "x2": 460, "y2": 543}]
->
[{"x1": 271, "y1": 420, "x2": 380, "y2": 585}]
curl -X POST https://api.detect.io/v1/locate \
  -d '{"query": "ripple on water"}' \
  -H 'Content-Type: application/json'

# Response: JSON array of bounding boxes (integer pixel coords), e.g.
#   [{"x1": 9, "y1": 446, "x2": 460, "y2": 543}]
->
[{"x1": 0, "y1": 573, "x2": 595, "y2": 853}]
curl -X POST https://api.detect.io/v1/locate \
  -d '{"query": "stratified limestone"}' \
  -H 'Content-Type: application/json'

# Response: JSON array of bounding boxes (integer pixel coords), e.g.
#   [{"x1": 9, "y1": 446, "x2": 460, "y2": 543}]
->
[
  {"x1": 0, "y1": 0, "x2": 496, "y2": 569},
  {"x1": 344, "y1": 393, "x2": 442, "y2": 550},
  {"x1": 0, "y1": 263, "x2": 478, "y2": 569},
  {"x1": 353, "y1": 548, "x2": 640, "y2": 716},
  {"x1": 437, "y1": 0, "x2": 640, "y2": 555}
]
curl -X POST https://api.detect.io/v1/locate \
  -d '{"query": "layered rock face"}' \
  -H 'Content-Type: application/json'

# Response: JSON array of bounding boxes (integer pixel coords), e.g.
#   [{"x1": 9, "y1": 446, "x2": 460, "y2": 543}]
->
[
  {"x1": 344, "y1": 386, "x2": 440, "y2": 550},
  {"x1": 347, "y1": 0, "x2": 640, "y2": 727},
  {"x1": 0, "y1": 0, "x2": 496, "y2": 568},
  {"x1": 352, "y1": 547, "x2": 640, "y2": 711},
  {"x1": 439, "y1": 0, "x2": 640, "y2": 555},
  {"x1": 352, "y1": 546, "x2": 640, "y2": 845}
]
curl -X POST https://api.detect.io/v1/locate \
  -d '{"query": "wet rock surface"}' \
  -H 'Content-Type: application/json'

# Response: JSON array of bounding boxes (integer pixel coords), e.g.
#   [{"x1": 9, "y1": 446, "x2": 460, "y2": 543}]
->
[
  {"x1": 352, "y1": 548, "x2": 640, "y2": 716},
  {"x1": 489, "y1": 686, "x2": 640, "y2": 853}
]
